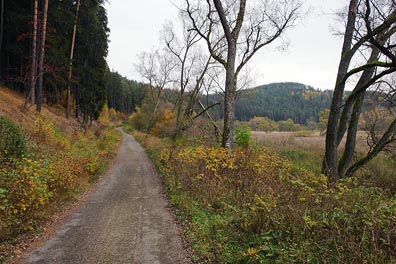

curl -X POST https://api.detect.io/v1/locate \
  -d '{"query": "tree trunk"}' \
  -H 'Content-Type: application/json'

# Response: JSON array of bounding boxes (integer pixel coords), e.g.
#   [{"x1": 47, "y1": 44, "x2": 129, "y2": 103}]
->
[
  {"x1": 27, "y1": 0, "x2": 38, "y2": 107},
  {"x1": 66, "y1": 0, "x2": 80, "y2": 118},
  {"x1": 174, "y1": 54, "x2": 186, "y2": 138},
  {"x1": 0, "y1": 0, "x2": 4, "y2": 79},
  {"x1": 36, "y1": 0, "x2": 49, "y2": 112},
  {"x1": 222, "y1": 45, "x2": 237, "y2": 148},
  {"x1": 345, "y1": 118, "x2": 396, "y2": 177},
  {"x1": 174, "y1": 91, "x2": 184, "y2": 138},
  {"x1": 212, "y1": 0, "x2": 246, "y2": 148},
  {"x1": 197, "y1": 100, "x2": 221, "y2": 142},
  {"x1": 336, "y1": 49, "x2": 379, "y2": 177},
  {"x1": 337, "y1": 93, "x2": 364, "y2": 178},
  {"x1": 323, "y1": 0, "x2": 358, "y2": 182},
  {"x1": 183, "y1": 56, "x2": 211, "y2": 120},
  {"x1": 147, "y1": 91, "x2": 161, "y2": 133}
]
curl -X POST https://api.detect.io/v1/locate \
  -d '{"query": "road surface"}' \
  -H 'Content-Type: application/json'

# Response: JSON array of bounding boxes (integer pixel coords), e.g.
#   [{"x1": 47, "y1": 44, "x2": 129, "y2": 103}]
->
[{"x1": 21, "y1": 129, "x2": 190, "y2": 264}]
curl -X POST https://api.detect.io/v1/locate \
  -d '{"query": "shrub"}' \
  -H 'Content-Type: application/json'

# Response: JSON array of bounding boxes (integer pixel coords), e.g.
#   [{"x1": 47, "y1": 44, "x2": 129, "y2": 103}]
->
[
  {"x1": 0, "y1": 116, "x2": 26, "y2": 159},
  {"x1": 32, "y1": 116, "x2": 70, "y2": 151},
  {"x1": 137, "y1": 133, "x2": 396, "y2": 263},
  {"x1": 128, "y1": 107, "x2": 148, "y2": 131},
  {"x1": 151, "y1": 109, "x2": 175, "y2": 137},
  {"x1": 0, "y1": 124, "x2": 120, "y2": 241},
  {"x1": 98, "y1": 104, "x2": 110, "y2": 124},
  {"x1": 0, "y1": 157, "x2": 52, "y2": 238},
  {"x1": 235, "y1": 124, "x2": 252, "y2": 148}
]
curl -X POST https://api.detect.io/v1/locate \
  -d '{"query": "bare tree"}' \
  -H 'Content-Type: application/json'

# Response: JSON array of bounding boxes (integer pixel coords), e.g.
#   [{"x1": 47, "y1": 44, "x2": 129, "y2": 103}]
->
[
  {"x1": 185, "y1": 0, "x2": 302, "y2": 148},
  {"x1": 66, "y1": 0, "x2": 80, "y2": 118},
  {"x1": 136, "y1": 49, "x2": 176, "y2": 133},
  {"x1": 36, "y1": 0, "x2": 49, "y2": 112},
  {"x1": 162, "y1": 20, "x2": 201, "y2": 137},
  {"x1": 162, "y1": 17, "x2": 220, "y2": 138},
  {"x1": 323, "y1": 0, "x2": 396, "y2": 182},
  {"x1": 182, "y1": 55, "x2": 212, "y2": 119}
]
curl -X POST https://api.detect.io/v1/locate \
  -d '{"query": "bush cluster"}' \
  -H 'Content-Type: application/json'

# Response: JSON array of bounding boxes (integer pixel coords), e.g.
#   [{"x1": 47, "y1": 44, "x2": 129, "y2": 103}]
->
[
  {"x1": 136, "y1": 134, "x2": 396, "y2": 263},
  {"x1": 0, "y1": 116, "x2": 26, "y2": 160},
  {"x1": 0, "y1": 116, "x2": 120, "y2": 240}
]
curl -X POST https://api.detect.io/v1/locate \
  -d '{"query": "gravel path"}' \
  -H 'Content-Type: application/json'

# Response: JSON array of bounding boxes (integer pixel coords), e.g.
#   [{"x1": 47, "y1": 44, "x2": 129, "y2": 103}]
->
[{"x1": 21, "y1": 129, "x2": 190, "y2": 264}]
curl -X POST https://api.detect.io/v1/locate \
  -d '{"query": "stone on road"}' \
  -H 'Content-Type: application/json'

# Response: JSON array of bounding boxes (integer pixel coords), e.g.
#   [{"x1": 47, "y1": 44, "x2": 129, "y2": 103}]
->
[{"x1": 22, "y1": 129, "x2": 190, "y2": 264}]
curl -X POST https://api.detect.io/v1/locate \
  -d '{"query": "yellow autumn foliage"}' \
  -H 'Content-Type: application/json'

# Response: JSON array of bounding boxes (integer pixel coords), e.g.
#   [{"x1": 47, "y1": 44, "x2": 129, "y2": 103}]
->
[
  {"x1": 135, "y1": 132, "x2": 396, "y2": 263},
  {"x1": 98, "y1": 104, "x2": 110, "y2": 124},
  {"x1": 0, "y1": 117, "x2": 120, "y2": 240}
]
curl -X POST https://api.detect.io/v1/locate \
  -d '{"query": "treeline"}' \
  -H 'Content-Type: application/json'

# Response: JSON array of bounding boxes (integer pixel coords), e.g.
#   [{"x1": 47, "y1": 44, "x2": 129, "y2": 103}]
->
[
  {"x1": 0, "y1": 0, "x2": 109, "y2": 121},
  {"x1": 105, "y1": 71, "x2": 145, "y2": 115},
  {"x1": 206, "y1": 82, "x2": 332, "y2": 125}
]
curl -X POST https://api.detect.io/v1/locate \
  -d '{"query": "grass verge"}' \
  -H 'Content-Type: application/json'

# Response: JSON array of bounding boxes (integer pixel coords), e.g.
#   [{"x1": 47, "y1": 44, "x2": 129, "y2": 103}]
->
[{"x1": 133, "y1": 131, "x2": 396, "y2": 263}]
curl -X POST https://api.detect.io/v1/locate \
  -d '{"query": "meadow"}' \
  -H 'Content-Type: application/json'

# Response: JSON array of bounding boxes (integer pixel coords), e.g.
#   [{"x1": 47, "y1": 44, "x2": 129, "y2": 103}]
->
[{"x1": 133, "y1": 127, "x2": 396, "y2": 263}]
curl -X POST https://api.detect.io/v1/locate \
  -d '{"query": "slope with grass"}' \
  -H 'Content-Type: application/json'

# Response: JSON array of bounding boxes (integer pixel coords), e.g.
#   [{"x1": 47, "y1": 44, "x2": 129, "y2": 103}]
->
[{"x1": 0, "y1": 87, "x2": 121, "y2": 263}]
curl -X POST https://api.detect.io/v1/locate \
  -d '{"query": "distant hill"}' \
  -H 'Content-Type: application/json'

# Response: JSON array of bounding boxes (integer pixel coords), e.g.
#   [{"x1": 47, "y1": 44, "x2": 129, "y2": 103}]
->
[
  {"x1": 236, "y1": 82, "x2": 333, "y2": 124},
  {"x1": 206, "y1": 82, "x2": 333, "y2": 125}
]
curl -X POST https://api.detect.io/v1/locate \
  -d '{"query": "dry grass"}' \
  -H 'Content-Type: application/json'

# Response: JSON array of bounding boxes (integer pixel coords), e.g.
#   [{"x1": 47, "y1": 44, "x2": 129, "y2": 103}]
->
[
  {"x1": 252, "y1": 131, "x2": 325, "y2": 154},
  {"x1": 252, "y1": 131, "x2": 368, "y2": 154},
  {"x1": 0, "y1": 87, "x2": 82, "y2": 134}
]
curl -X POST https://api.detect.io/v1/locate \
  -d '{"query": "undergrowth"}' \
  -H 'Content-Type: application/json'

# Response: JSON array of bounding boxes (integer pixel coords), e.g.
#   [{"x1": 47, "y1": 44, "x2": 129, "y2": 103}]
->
[
  {"x1": 134, "y1": 131, "x2": 396, "y2": 263},
  {"x1": 0, "y1": 116, "x2": 120, "y2": 246}
]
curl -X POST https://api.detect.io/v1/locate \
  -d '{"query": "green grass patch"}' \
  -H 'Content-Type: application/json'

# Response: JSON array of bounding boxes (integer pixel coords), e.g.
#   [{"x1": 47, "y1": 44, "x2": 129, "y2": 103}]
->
[{"x1": 280, "y1": 149, "x2": 322, "y2": 174}]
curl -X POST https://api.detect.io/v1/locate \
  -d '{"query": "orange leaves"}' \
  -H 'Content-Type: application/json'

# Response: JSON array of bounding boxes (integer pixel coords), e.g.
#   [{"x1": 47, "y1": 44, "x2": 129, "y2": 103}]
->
[{"x1": 151, "y1": 109, "x2": 176, "y2": 137}]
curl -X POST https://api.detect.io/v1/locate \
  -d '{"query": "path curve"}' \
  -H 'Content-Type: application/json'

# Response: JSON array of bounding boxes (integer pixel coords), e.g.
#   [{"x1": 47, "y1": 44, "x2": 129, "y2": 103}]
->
[{"x1": 21, "y1": 128, "x2": 190, "y2": 264}]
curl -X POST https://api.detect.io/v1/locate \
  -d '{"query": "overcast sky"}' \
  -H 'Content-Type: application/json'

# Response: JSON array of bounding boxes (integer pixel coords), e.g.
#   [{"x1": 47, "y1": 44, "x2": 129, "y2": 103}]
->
[{"x1": 105, "y1": 0, "x2": 347, "y2": 90}]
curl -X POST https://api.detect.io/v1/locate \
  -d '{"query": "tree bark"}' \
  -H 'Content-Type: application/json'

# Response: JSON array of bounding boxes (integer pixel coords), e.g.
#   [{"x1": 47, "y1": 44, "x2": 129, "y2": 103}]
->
[
  {"x1": 337, "y1": 93, "x2": 364, "y2": 178},
  {"x1": 66, "y1": 0, "x2": 80, "y2": 118},
  {"x1": 222, "y1": 49, "x2": 237, "y2": 148},
  {"x1": 0, "y1": 0, "x2": 4, "y2": 79},
  {"x1": 27, "y1": 0, "x2": 38, "y2": 107},
  {"x1": 36, "y1": 0, "x2": 49, "y2": 112},
  {"x1": 323, "y1": 0, "x2": 358, "y2": 182}
]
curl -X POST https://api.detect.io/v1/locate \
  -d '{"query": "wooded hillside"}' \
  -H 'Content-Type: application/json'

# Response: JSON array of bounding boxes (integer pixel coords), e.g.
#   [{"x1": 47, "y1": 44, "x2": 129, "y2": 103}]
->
[{"x1": 206, "y1": 82, "x2": 333, "y2": 124}]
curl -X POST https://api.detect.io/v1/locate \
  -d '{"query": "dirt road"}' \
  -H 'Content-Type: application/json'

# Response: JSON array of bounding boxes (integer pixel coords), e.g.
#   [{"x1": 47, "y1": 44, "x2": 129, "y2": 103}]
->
[{"x1": 21, "y1": 129, "x2": 190, "y2": 264}]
